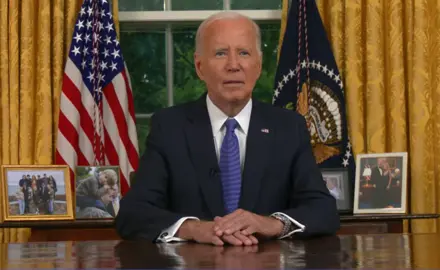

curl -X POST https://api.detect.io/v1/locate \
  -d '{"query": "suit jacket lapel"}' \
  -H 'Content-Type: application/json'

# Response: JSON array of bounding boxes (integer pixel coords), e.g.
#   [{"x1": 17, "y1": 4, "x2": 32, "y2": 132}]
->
[
  {"x1": 240, "y1": 101, "x2": 273, "y2": 212},
  {"x1": 185, "y1": 96, "x2": 225, "y2": 218}
]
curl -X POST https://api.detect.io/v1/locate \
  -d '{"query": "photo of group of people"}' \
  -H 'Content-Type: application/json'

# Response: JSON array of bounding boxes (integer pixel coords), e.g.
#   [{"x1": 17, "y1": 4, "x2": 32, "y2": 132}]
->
[
  {"x1": 5, "y1": 169, "x2": 67, "y2": 216},
  {"x1": 75, "y1": 166, "x2": 120, "y2": 219},
  {"x1": 354, "y1": 153, "x2": 408, "y2": 214}
]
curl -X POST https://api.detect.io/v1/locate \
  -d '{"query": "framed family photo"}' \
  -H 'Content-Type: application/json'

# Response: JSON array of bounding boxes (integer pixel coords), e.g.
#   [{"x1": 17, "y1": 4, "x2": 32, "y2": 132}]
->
[
  {"x1": 353, "y1": 152, "x2": 408, "y2": 214},
  {"x1": 321, "y1": 168, "x2": 352, "y2": 213},
  {"x1": 74, "y1": 166, "x2": 121, "y2": 220},
  {"x1": 0, "y1": 165, "x2": 74, "y2": 221}
]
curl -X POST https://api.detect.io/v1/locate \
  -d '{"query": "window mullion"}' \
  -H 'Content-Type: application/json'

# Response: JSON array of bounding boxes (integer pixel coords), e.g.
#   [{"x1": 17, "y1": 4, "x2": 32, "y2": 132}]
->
[
  {"x1": 223, "y1": 0, "x2": 231, "y2": 10},
  {"x1": 165, "y1": 26, "x2": 174, "y2": 107}
]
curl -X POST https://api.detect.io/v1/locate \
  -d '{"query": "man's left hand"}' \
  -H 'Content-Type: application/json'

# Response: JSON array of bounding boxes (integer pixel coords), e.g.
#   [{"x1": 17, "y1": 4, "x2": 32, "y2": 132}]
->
[{"x1": 213, "y1": 209, "x2": 284, "y2": 239}]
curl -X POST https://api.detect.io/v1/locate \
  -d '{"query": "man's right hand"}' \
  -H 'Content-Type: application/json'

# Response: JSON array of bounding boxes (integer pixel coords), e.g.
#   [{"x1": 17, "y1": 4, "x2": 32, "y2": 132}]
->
[{"x1": 176, "y1": 220, "x2": 258, "y2": 246}]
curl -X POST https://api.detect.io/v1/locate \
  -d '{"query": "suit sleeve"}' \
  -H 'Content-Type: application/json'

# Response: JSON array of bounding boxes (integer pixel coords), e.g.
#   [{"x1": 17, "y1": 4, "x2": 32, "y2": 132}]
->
[
  {"x1": 281, "y1": 114, "x2": 340, "y2": 237},
  {"x1": 115, "y1": 113, "x2": 185, "y2": 241}
]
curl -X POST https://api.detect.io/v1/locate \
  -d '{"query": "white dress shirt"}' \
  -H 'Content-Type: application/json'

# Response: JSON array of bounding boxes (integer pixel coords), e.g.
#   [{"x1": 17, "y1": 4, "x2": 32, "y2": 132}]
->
[{"x1": 157, "y1": 95, "x2": 305, "y2": 242}]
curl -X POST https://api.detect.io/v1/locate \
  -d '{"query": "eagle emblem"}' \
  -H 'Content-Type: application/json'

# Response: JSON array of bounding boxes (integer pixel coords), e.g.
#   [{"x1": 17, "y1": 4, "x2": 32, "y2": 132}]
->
[{"x1": 284, "y1": 81, "x2": 342, "y2": 164}]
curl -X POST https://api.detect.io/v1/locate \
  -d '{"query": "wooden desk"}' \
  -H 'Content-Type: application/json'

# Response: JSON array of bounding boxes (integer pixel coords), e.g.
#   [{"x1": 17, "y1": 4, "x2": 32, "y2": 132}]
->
[
  {"x1": 0, "y1": 214, "x2": 438, "y2": 242},
  {"x1": 2, "y1": 233, "x2": 440, "y2": 269}
]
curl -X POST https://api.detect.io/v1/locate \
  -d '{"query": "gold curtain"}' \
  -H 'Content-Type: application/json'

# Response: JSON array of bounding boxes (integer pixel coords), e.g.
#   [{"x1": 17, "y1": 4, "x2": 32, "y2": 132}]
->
[
  {"x1": 314, "y1": 0, "x2": 440, "y2": 232},
  {"x1": 0, "y1": 0, "x2": 82, "y2": 243}
]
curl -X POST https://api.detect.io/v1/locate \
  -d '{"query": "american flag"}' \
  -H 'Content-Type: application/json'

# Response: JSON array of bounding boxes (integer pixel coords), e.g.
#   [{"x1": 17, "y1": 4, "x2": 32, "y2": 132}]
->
[{"x1": 56, "y1": 0, "x2": 139, "y2": 195}]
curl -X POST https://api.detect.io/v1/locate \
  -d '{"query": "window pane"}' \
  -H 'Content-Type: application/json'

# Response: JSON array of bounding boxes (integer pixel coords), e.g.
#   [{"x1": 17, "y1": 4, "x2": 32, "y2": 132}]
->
[
  {"x1": 171, "y1": 0, "x2": 222, "y2": 10},
  {"x1": 173, "y1": 24, "x2": 280, "y2": 105},
  {"x1": 173, "y1": 28, "x2": 206, "y2": 105},
  {"x1": 135, "y1": 117, "x2": 150, "y2": 155},
  {"x1": 119, "y1": 0, "x2": 164, "y2": 11},
  {"x1": 120, "y1": 31, "x2": 167, "y2": 114},
  {"x1": 231, "y1": 0, "x2": 282, "y2": 10}
]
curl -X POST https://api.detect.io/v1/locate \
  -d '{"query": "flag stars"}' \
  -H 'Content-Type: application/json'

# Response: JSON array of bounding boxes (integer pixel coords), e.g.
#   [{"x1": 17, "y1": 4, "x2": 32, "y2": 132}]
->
[
  {"x1": 87, "y1": 72, "x2": 95, "y2": 82},
  {"x1": 93, "y1": 33, "x2": 101, "y2": 43},
  {"x1": 86, "y1": 20, "x2": 92, "y2": 30},
  {"x1": 76, "y1": 20, "x2": 84, "y2": 30},
  {"x1": 81, "y1": 60, "x2": 87, "y2": 70},
  {"x1": 98, "y1": 22, "x2": 104, "y2": 31},
  {"x1": 94, "y1": 87, "x2": 103, "y2": 94},
  {"x1": 316, "y1": 62, "x2": 322, "y2": 70},
  {"x1": 72, "y1": 46, "x2": 81, "y2": 56},
  {"x1": 105, "y1": 22, "x2": 114, "y2": 32},
  {"x1": 288, "y1": 69, "x2": 295, "y2": 78},
  {"x1": 110, "y1": 62, "x2": 117, "y2": 71},
  {"x1": 85, "y1": 34, "x2": 91, "y2": 43},
  {"x1": 100, "y1": 9, "x2": 106, "y2": 18},
  {"x1": 79, "y1": 7, "x2": 86, "y2": 17},
  {"x1": 342, "y1": 158, "x2": 349, "y2": 167},
  {"x1": 328, "y1": 69, "x2": 334, "y2": 78},
  {"x1": 107, "y1": 11, "x2": 112, "y2": 19},
  {"x1": 102, "y1": 48, "x2": 110, "y2": 58},
  {"x1": 278, "y1": 81, "x2": 284, "y2": 90},
  {"x1": 98, "y1": 73, "x2": 105, "y2": 83},
  {"x1": 301, "y1": 60, "x2": 307, "y2": 68},
  {"x1": 87, "y1": 7, "x2": 93, "y2": 16},
  {"x1": 100, "y1": 61, "x2": 108, "y2": 70},
  {"x1": 73, "y1": 33, "x2": 82, "y2": 43},
  {"x1": 113, "y1": 38, "x2": 119, "y2": 46},
  {"x1": 83, "y1": 47, "x2": 89, "y2": 56},
  {"x1": 283, "y1": 75, "x2": 289, "y2": 84},
  {"x1": 105, "y1": 36, "x2": 112, "y2": 45},
  {"x1": 111, "y1": 49, "x2": 120, "y2": 59}
]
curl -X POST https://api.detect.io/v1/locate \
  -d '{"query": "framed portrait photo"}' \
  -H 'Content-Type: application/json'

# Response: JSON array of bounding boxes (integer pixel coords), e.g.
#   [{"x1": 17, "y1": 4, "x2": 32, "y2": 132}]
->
[
  {"x1": 321, "y1": 168, "x2": 352, "y2": 213},
  {"x1": 0, "y1": 165, "x2": 74, "y2": 221},
  {"x1": 74, "y1": 166, "x2": 121, "y2": 220},
  {"x1": 353, "y1": 152, "x2": 408, "y2": 214}
]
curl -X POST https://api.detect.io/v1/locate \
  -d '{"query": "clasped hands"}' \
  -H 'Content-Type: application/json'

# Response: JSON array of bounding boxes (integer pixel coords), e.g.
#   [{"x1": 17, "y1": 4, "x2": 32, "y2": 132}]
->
[{"x1": 178, "y1": 209, "x2": 284, "y2": 246}]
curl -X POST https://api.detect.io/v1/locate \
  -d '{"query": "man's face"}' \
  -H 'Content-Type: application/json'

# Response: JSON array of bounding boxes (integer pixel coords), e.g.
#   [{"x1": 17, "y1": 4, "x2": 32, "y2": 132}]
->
[
  {"x1": 194, "y1": 18, "x2": 262, "y2": 106},
  {"x1": 98, "y1": 172, "x2": 108, "y2": 184},
  {"x1": 378, "y1": 158, "x2": 389, "y2": 169},
  {"x1": 102, "y1": 193, "x2": 112, "y2": 205}
]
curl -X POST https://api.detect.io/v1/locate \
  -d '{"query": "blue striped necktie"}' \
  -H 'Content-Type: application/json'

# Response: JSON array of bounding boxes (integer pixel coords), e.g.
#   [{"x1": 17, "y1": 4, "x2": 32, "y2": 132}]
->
[{"x1": 219, "y1": 118, "x2": 241, "y2": 214}]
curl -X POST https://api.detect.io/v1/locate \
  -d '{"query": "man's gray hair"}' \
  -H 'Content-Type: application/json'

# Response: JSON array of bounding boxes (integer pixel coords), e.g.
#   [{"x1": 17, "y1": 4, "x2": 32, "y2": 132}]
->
[{"x1": 195, "y1": 11, "x2": 262, "y2": 55}]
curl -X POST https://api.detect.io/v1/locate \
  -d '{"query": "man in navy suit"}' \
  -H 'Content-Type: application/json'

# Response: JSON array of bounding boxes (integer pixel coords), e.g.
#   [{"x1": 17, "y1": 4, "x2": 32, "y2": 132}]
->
[{"x1": 115, "y1": 11, "x2": 339, "y2": 245}]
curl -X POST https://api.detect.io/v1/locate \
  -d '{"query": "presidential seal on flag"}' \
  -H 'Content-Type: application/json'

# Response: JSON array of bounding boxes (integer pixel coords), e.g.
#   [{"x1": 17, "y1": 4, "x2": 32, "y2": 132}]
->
[{"x1": 273, "y1": 0, "x2": 355, "y2": 182}]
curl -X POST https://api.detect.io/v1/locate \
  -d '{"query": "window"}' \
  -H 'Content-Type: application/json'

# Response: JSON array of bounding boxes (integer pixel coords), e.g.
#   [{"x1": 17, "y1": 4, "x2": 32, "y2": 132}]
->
[{"x1": 119, "y1": 0, "x2": 282, "y2": 154}]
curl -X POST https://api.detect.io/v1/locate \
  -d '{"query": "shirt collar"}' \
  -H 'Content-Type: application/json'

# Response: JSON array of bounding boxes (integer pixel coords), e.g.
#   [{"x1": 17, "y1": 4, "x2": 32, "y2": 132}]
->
[{"x1": 206, "y1": 94, "x2": 252, "y2": 135}]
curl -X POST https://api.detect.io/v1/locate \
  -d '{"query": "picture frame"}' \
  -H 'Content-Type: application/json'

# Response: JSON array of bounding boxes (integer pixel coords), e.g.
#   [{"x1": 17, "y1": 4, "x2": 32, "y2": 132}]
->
[
  {"x1": 0, "y1": 165, "x2": 74, "y2": 221},
  {"x1": 74, "y1": 166, "x2": 121, "y2": 220},
  {"x1": 321, "y1": 168, "x2": 352, "y2": 213},
  {"x1": 353, "y1": 152, "x2": 408, "y2": 214}
]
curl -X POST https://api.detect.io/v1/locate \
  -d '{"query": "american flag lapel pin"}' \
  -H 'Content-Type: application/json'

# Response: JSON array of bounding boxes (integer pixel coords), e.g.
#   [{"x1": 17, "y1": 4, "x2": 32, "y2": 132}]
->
[{"x1": 261, "y1": 128, "x2": 269, "y2": 133}]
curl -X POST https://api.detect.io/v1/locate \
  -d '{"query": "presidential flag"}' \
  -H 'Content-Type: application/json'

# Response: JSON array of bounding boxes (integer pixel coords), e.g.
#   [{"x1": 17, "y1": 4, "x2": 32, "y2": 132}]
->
[
  {"x1": 273, "y1": 0, "x2": 355, "y2": 181},
  {"x1": 56, "y1": 0, "x2": 139, "y2": 195}
]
